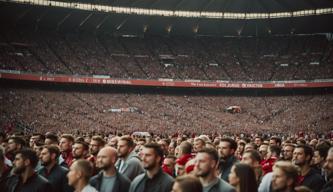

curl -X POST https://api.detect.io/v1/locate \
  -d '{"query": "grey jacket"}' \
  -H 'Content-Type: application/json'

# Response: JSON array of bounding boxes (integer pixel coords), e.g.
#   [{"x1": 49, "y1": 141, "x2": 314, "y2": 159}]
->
[
  {"x1": 205, "y1": 178, "x2": 236, "y2": 192},
  {"x1": 115, "y1": 151, "x2": 144, "y2": 181},
  {"x1": 129, "y1": 168, "x2": 174, "y2": 192}
]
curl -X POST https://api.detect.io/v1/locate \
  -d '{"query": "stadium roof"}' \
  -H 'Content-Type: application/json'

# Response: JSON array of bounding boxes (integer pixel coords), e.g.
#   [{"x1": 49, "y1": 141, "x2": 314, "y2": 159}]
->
[{"x1": 1, "y1": 0, "x2": 333, "y2": 36}]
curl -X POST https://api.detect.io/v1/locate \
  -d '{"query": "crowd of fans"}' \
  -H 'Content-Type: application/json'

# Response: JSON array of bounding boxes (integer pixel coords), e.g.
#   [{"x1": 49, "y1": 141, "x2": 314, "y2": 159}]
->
[
  {"x1": 1, "y1": 130, "x2": 333, "y2": 191},
  {"x1": 0, "y1": 30, "x2": 332, "y2": 81},
  {"x1": 0, "y1": 87, "x2": 332, "y2": 136}
]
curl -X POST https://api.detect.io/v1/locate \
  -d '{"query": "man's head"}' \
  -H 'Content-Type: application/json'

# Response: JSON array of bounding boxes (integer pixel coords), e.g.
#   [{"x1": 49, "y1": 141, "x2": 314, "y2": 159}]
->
[
  {"x1": 13, "y1": 148, "x2": 39, "y2": 175},
  {"x1": 282, "y1": 144, "x2": 295, "y2": 161},
  {"x1": 193, "y1": 138, "x2": 206, "y2": 153},
  {"x1": 142, "y1": 143, "x2": 164, "y2": 171},
  {"x1": 179, "y1": 141, "x2": 192, "y2": 157},
  {"x1": 218, "y1": 138, "x2": 237, "y2": 159},
  {"x1": 270, "y1": 136, "x2": 281, "y2": 147},
  {"x1": 323, "y1": 147, "x2": 333, "y2": 179},
  {"x1": 267, "y1": 145, "x2": 281, "y2": 159},
  {"x1": 40, "y1": 145, "x2": 60, "y2": 167},
  {"x1": 72, "y1": 141, "x2": 89, "y2": 159},
  {"x1": 259, "y1": 143, "x2": 269, "y2": 160},
  {"x1": 59, "y1": 134, "x2": 74, "y2": 152},
  {"x1": 194, "y1": 147, "x2": 219, "y2": 178},
  {"x1": 241, "y1": 150, "x2": 261, "y2": 167},
  {"x1": 163, "y1": 155, "x2": 176, "y2": 176},
  {"x1": 96, "y1": 146, "x2": 117, "y2": 171},
  {"x1": 67, "y1": 159, "x2": 93, "y2": 188},
  {"x1": 7, "y1": 136, "x2": 25, "y2": 153},
  {"x1": 272, "y1": 161, "x2": 299, "y2": 192},
  {"x1": 244, "y1": 143, "x2": 257, "y2": 152},
  {"x1": 117, "y1": 136, "x2": 135, "y2": 158},
  {"x1": 312, "y1": 142, "x2": 330, "y2": 167},
  {"x1": 44, "y1": 133, "x2": 58, "y2": 146},
  {"x1": 254, "y1": 136, "x2": 263, "y2": 147},
  {"x1": 292, "y1": 145, "x2": 313, "y2": 167},
  {"x1": 158, "y1": 139, "x2": 170, "y2": 157},
  {"x1": 89, "y1": 136, "x2": 105, "y2": 156}
]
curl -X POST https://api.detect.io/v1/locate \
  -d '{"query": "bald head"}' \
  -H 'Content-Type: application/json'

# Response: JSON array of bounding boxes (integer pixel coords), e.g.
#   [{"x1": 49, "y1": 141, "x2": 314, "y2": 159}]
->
[{"x1": 96, "y1": 146, "x2": 117, "y2": 170}]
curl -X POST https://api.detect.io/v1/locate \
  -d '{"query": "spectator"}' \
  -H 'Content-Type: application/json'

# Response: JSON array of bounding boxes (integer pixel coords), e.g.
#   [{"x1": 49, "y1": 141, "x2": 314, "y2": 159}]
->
[
  {"x1": 72, "y1": 141, "x2": 90, "y2": 161},
  {"x1": 60, "y1": 134, "x2": 74, "y2": 167},
  {"x1": 270, "y1": 137, "x2": 282, "y2": 147},
  {"x1": 162, "y1": 155, "x2": 176, "y2": 177},
  {"x1": 171, "y1": 175, "x2": 203, "y2": 192},
  {"x1": 194, "y1": 147, "x2": 235, "y2": 192},
  {"x1": 129, "y1": 143, "x2": 174, "y2": 192},
  {"x1": 193, "y1": 138, "x2": 206, "y2": 153},
  {"x1": 6, "y1": 136, "x2": 26, "y2": 161},
  {"x1": 261, "y1": 145, "x2": 280, "y2": 175},
  {"x1": 6, "y1": 148, "x2": 51, "y2": 192},
  {"x1": 218, "y1": 137, "x2": 239, "y2": 182},
  {"x1": 311, "y1": 142, "x2": 330, "y2": 177},
  {"x1": 44, "y1": 133, "x2": 59, "y2": 146},
  {"x1": 292, "y1": 144, "x2": 325, "y2": 191},
  {"x1": 228, "y1": 163, "x2": 258, "y2": 192},
  {"x1": 241, "y1": 150, "x2": 263, "y2": 182},
  {"x1": 323, "y1": 147, "x2": 333, "y2": 192},
  {"x1": 0, "y1": 146, "x2": 11, "y2": 189},
  {"x1": 38, "y1": 145, "x2": 73, "y2": 192},
  {"x1": 271, "y1": 161, "x2": 299, "y2": 192},
  {"x1": 90, "y1": 146, "x2": 130, "y2": 192},
  {"x1": 67, "y1": 159, "x2": 97, "y2": 192},
  {"x1": 282, "y1": 143, "x2": 295, "y2": 161},
  {"x1": 176, "y1": 141, "x2": 193, "y2": 176},
  {"x1": 115, "y1": 135, "x2": 144, "y2": 181}
]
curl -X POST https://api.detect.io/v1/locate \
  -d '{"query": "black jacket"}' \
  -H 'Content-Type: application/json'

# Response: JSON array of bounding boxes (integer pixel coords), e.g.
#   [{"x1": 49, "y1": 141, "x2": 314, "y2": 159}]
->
[
  {"x1": 89, "y1": 170, "x2": 131, "y2": 192},
  {"x1": 38, "y1": 164, "x2": 73, "y2": 192},
  {"x1": 129, "y1": 168, "x2": 174, "y2": 192},
  {"x1": 5, "y1": 172, "x2": 51, "y2": 192},
  {"x1": 301, "y1": 168, "x2": 325, "y2": 192}
]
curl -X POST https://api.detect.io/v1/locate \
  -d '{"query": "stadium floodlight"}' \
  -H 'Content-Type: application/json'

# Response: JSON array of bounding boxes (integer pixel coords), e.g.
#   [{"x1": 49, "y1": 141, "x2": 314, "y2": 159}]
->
[{"x1": 4, "y1": 0, "x2": 333, "y2": 20}]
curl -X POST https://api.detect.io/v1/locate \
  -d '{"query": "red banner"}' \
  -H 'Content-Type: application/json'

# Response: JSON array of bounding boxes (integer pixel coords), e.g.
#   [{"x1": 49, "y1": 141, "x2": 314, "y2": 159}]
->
[{"x1": 1, "y1": 72, "x2": 333, "y2": 89}]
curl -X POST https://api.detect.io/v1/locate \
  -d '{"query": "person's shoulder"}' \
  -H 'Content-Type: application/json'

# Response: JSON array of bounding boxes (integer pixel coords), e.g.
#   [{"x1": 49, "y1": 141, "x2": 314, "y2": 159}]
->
[
  {"x1": 118, "y1": 172, "x2": 131, "y2": 183},
  {"x1": 217, "y1": 178, "x2": 235, "y2": 192},
  {"x1": 82, "y1": 184, "x2": 98, "y2": 192},
  {"x1": 160, "y1": 171, "x2": 174, "y2": 182},
  {"x1": 131, "y1": 172, "x2": 146, "y2": 183}
]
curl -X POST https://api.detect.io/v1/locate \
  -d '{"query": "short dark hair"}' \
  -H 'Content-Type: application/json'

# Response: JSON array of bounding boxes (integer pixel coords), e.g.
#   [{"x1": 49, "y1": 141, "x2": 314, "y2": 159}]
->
[
  {"x1": 45, "y1": 134, "x2": 59, "y2": 144},
  {"x1": 43, "y1": 145, "x2": 61, "y2": 158},
  {"x1": 269, "y1": 145, "x2": 281, "y2": 157},
  {"x1": 220, "y1": 137, "x2": 237, "y2": 150},
  {"x1": 91, "y1": 135, "x2": 106, "y2": 146},
  {"x1": 243, "y1": 150, "x2": 261, "y2": 162},
  {"x1": 197, "y1": 147, "x2": 219, "y2": 162},
  {"x1": 9, "y1": 136, "x2": 26, "y2": 147},
  {"x1": 61, "y1": 134, "x2": 75, "y2": 143},
  {"x1": 119, "y1": 135, "x2": 135, "y2": 148},
  {"x1": 315, "y1": 142, "x2": 331, "y2": 159},
  {"x1": 296, "y1": 144, "x2": 314, "y2": 163},
  {"x1": 270, "y1": 136, "x2": 282, "y2": 146},
  {"x1": 16, "y1": 148, "x2": 39, "y2": 168},
  {"x1": 74, "y1": 141, "x2": 89, "y2": 151},
  {"x1": 144, "y1": 143, "x2": 164, "y2": 162}
]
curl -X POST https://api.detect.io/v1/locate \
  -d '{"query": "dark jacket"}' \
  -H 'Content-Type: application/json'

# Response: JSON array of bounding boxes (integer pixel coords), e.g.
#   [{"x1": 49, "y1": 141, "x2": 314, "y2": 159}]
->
[
  {"x1": 205, "y1": 178, "x2": 236, "y2": 192},
  {"x1": 220, "y1": 155, "x2": 239, "y2": 182},
  {"x1": 38, "y1": 164, "x2": 73, "y2": 192},
  {"x1": 89, "y1": 170, "x2": 131, "y2": 192},
  {"x1": 5, "y1": 172, "x2": 51, "y2": 192},
  {"x1": 301, "y1": 168, "x2": 325, "y2": 192},
  {"x1": 322, "y1": 180, "x2": 333, "y2": 192},
  {"x1": 129, "y1": 168, "x2": 174, "y2": 192}
]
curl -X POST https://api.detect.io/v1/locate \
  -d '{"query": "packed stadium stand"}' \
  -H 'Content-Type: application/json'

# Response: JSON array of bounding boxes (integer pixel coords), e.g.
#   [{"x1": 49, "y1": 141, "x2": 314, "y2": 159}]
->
[{"x1": 0, "y1": 0, "x2": 332, "y2": 136}]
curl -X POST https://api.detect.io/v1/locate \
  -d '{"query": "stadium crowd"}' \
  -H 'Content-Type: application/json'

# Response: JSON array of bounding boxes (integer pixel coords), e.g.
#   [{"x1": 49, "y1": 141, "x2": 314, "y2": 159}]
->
[
  {"x1": 1, "y1": 88, "x2": 332, "y2": 135},
  {"x1": 1, "y1": 131, "x2": 333, "y2": 192},
  {"x1": 0, "y1": 31, "x2": 332, "y2": 81}
]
